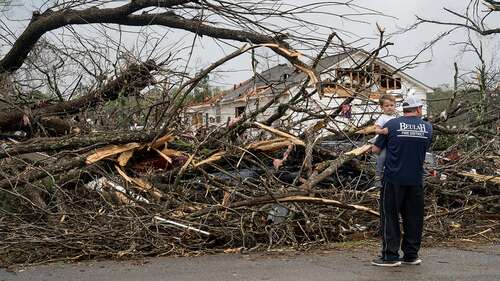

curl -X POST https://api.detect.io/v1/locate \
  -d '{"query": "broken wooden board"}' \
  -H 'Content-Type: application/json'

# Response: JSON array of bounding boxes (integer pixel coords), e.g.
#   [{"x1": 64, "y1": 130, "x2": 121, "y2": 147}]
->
[
  {"x1": 86, "y1": 143, "x2": 141, "y2": 164},
  {"x1": 253, "y1": 122, "x2": 305, "y2": 146},
  {"x1": 117, "y1": 150, "x2": 135, "y2": 166},
  {"x1": 149, "y1": 134, "x2": 174, "y2": 149},
  {"x1": 260, "y1": 43, "x2": 302, "y2": 59},
  {"x1": 459, "y1": 172, "x2": 500, "y2": 185},
  {"x1": 345, "y1": 144, "x2": 372, "y2": 156},
  {"x1": 115, "y1": 165, "x2": 164, "y2": 200},
  {"x1": 161, "y1": 148, "x2": 186, "y2": 158},
  {"x1": 246, "y1": 138, "x2": 293, "y2": 152},
  {"x1": 153, "y1": 148, "x2": 173, "y2": 164},
  {"x1": 355, "y1": 125, "x2": 376, "y2": 135},
  {"x1": 193, "y1": 151, "x2": 226, "y2": 168}
]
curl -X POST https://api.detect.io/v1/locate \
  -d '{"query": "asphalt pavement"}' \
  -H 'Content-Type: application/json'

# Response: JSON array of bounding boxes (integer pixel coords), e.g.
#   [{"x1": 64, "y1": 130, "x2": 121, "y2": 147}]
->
[{"x1": 1, "y1": 243, "x2": 499, "y2": 281}]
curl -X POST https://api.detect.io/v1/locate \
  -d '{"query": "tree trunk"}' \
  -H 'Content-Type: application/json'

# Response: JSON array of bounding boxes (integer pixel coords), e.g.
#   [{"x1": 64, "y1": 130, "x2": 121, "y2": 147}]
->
[{"x1": 0, "y1": 60, "x2": 157, "y2": 132}]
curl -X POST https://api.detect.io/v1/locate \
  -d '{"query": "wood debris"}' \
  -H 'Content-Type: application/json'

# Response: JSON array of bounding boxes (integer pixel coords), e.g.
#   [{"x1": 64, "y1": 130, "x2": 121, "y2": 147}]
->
[
  {"x1": 86, "y1": 143, "x2": 141, "y2": 164},
  {"x1": 1, "y1": 118, "x2": 498, "y2": 267},
  {"x1": 459, "y1": 172, "x2": 500, "y2": 185}
]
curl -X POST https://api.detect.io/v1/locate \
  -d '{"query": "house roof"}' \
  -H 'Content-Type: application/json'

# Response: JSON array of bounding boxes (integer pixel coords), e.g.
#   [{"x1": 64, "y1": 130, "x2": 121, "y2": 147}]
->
[
  {"x1": 367, "y1": 55, "x2": 434, "y2": 93},
  {"x1": 219, "y1": 63, "x2": 299, "y2": 103},
  {"x1": 337, "y1": 49, "x2": 434, "y2": 93},
  {"x1": 315, "y1": 51, "x2": 354, "y2": 73},
  {"x1": 219, "y1": 52, "x2": 354, "y2": 104},
  {"x1": 187, "y1": 91, "x2": 225, "y2": 109},
  {"x1": 191, "y1": 49, "x2": 433, "y2": 108}
]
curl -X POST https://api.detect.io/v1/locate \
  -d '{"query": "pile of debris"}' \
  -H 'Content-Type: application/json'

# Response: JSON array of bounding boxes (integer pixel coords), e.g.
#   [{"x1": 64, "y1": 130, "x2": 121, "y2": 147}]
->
[{"x1": 0, "y1": 122, "x2": 499, "y2": 266}]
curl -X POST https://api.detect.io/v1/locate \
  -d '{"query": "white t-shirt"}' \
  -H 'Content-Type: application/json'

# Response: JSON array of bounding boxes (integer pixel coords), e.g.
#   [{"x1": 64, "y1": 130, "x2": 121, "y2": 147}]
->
[{"x1": 375, "y1": 114, "x2": 396, "y2": 128}]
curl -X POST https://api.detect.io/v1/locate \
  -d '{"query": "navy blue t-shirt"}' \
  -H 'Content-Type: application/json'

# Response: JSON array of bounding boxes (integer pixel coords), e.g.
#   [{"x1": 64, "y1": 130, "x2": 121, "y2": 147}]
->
[{"x1": 374, "y1": 116, "x2": 432, "y2": 186}]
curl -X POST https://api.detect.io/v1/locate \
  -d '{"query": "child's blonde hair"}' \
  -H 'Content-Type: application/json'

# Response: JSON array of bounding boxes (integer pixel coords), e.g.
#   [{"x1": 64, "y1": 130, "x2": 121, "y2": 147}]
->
[{"x1": 379, "y1": 94, "x2": 396, "y2": 106}]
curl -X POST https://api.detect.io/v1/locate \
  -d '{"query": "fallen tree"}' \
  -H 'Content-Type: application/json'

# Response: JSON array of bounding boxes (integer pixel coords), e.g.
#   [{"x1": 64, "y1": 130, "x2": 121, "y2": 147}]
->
[
  {"x1": 1, "y1": 0, "x2": 499, "y2": 267},
  {"x1": 0, "y1": 61, "x2": 158, "y2": 132},
  {"x1": 1, "y1": 115, "x2": 498, "y2": 266}
]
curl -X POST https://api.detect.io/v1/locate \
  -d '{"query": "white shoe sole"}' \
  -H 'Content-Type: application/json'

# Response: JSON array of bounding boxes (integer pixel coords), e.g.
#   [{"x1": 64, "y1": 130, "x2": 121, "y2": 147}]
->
[
  {"x1": 371, "y1": 261, "x2": 401, "y2": 267},
  {"x1": 402, "y1": 259, "x2": 422, "y2": 265}
]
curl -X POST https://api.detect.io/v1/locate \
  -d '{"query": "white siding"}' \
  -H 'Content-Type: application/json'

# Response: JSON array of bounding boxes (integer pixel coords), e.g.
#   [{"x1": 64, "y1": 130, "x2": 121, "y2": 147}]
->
[{"x1": 186, "y1": 53, "x2": 432, "y2": 136}]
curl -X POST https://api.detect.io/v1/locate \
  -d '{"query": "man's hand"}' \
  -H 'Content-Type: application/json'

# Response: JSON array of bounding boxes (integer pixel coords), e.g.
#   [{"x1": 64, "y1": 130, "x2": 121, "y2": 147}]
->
[
  {"x1": 375, "y1": 127, "x2": 389, "y2": 135},
  {"x1": 372, "y1": 145, "x2": 381, "y2": 154},
  {"x1": 374, "y1": 126, "x2": 388, "y2": 135}
]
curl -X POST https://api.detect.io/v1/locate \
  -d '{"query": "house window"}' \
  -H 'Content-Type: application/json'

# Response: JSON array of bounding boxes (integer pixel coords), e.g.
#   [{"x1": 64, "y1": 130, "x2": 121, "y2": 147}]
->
[
  {"x1": 380, "y1": 75, "x2": 401, "y2": 90},
  {"x1": 235, "y1": 106, "x2": 245, "y2": 117},
  {"x1": 192, "y1": 112, "x2": 203, "y2": 125},
  {"x1": 336, "y1": 68, "x2": 366, "y2": 88}
]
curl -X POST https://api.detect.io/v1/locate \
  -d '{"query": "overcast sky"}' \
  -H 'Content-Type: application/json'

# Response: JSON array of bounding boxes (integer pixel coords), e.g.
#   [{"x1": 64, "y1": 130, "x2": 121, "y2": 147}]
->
[
  {"x1": 201, "y1": 0, "x2": 500, "y2": 88},
  {"x1": 210, "y1": 0, "x2": 500, "y2": 89},
  {"x1": 2, "y1": 0, "x2": 499, "y2": 89}
]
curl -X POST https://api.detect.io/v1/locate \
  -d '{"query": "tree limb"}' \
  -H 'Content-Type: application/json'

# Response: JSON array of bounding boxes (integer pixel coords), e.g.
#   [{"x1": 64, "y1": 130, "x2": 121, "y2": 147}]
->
[
  {"x1": 0, "y1": 0, "x2": 289, "y2": 74},
  {"x1": 0, "y1": 60, "x2": 157, "y2": 131}
]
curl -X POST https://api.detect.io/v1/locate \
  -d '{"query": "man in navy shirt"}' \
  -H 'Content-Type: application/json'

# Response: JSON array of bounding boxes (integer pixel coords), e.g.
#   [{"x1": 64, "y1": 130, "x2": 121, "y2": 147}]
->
[{"x1": 371, "y1": 95, "x2": 432, "y2": 267}]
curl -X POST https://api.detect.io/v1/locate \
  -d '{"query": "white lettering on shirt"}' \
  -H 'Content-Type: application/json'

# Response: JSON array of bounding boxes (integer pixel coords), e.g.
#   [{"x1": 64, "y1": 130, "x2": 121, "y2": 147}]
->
[{"x1": 397, "y1": 122, "x2": 429, "y2": 139}]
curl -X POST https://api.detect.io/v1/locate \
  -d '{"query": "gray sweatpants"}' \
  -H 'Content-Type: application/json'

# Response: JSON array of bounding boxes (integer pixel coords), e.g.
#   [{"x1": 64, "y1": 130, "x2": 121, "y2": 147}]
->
[{"x1": 375, "y1": 148, "x2": 386, "y2": 178}]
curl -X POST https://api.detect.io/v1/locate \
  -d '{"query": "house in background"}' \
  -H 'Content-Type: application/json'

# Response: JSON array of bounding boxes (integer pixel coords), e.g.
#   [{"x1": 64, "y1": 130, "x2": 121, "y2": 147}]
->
[{"x1": 184, "y1": 50, "x2": 433, "y2": 135}]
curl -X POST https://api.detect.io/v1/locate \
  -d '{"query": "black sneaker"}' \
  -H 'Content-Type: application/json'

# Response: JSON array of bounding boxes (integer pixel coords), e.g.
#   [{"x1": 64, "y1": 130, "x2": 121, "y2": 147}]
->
[
  {"x1": 402, "y1": 257, "x2": 422, "y2": 265},
  {"x1": 371, "y1": 258, "x2": 401, "y2": 267}
]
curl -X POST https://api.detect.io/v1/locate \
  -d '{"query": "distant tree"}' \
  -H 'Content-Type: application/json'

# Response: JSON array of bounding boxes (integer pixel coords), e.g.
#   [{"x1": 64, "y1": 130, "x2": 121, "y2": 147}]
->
[
  {"x1": 413, "y1": 0, "x2": 500, "y2": 127},
  {"x1": 191, "y1": 73, "x2": 212, "y2": 103}
]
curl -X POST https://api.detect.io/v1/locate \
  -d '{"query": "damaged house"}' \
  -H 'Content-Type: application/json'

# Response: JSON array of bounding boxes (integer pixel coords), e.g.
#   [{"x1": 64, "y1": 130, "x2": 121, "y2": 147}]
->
[{"x1": 185, "y1": 50, "x2": 433, "y2": 135}]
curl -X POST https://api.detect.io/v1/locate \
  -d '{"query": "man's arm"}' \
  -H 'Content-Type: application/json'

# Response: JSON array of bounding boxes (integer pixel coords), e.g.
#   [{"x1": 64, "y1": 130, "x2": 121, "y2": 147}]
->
[{"x1": 374, "y1": 125, "x2": 388, "y2": 135}]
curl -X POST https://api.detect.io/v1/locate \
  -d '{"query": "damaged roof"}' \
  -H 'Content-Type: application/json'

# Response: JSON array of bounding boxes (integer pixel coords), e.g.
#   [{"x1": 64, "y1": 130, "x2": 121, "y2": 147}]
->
[
  {"x1": 192, "y1": 48, "x2": 432, "y2": 107},
  {"x1": 219, "y1": 51, "x2": 355, "y2": 104}
]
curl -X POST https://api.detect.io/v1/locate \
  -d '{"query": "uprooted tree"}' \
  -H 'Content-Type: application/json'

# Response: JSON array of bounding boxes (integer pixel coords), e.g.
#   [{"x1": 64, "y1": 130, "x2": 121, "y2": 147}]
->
[{"x1": 0, "y1": 0, "x2": 498, "y2": 265}]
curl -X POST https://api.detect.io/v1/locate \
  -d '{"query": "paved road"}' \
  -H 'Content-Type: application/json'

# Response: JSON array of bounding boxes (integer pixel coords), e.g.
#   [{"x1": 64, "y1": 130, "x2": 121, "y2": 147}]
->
[{"x1": 1, "y1": 244, "x2": 499, "y2": 281}]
